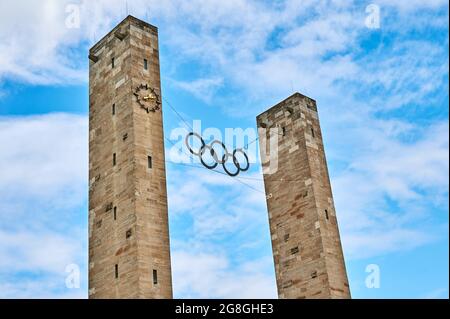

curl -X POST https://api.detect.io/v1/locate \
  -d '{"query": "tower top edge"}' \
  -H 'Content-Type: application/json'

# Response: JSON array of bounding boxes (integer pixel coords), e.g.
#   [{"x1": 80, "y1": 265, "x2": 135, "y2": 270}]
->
[
  {"x1": 89, "y1": 15, "x2": 158, "y2": 53},
  {"x1": 256, "y1": 92, "x2": 316, "y2": 120}
]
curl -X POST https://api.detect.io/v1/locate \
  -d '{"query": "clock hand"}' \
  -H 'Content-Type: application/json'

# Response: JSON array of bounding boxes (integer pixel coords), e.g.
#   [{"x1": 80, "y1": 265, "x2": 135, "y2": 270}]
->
[{"x1": 143, "y1": 94, "x2": 156, "y2": 101}]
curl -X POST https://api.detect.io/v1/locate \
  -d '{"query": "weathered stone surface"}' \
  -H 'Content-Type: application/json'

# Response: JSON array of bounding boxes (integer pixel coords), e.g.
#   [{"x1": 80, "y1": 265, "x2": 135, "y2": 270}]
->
[
  {"x1": 89, "y1": 16, "x2": 172, "y2": 299},
  {"x1": 257, "y1": 93, "x2": 351, "y2": 299}
]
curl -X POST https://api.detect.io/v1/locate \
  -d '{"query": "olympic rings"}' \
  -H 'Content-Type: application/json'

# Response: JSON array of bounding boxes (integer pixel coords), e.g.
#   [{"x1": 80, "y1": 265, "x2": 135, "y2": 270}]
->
[
  {"x1": 185, "y1": 132, "x2": 205, "y2": 156},
  {"x1": 233, "y1": 149, "x2": 250, "y2": 172},
  {"x1": 185, "y1": 132, "x2": 250, "y2": 177},
  {"x1": 210, "y1": 140, "x2": 229, "y2": 164},
  {"x1": 222, "y1": 153, "x2": 240, "y2": 177},
  {"x1": 199, "y1": 145, "x2": 218, "y2": 170}
]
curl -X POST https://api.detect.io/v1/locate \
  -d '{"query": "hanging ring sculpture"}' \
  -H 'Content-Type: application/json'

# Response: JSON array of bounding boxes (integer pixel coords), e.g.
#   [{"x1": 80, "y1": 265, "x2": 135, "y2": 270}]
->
[{"x1": 185, "y1": 132, "x2": 250, "y2": 177}]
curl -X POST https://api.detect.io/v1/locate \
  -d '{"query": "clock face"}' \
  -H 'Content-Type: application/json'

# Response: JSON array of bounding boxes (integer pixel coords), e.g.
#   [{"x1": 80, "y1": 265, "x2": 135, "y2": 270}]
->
[{"x1": 133, "y1": 84, "x2": 161, "y2": 113}]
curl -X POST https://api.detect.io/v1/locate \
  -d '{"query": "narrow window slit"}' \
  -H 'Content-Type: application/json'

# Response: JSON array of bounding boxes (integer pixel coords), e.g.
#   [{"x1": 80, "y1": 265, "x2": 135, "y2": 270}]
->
[
  {"x1": 126, "y1": 229, "x2": 132, "y2": 239},
  {"x1": 153, "y1": 269, "x2": 158, "y2": 285},
  {"x1": 148, "y1": 156, "x2": 152, "y2": 169}
]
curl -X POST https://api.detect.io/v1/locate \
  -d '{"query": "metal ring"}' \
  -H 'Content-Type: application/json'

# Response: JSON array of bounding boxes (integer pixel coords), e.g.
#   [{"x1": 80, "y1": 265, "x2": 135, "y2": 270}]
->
[
  {"x1": 210, "y1": 140, "x2": 229, "y2": 164},
  {"x1": 233, "y1": 148, "x2": 250, "y2": 172},
  {"x1": 199, "y1": 145, "x2": 218, "y2": 170},
  {"x1": 221, "y1": 153, "x2": 240, "y2": 177},
  {"x1": 185, "y1": 132, "x2": 205, "y2": 156},
  {"x1": 184, "y1": 132, "x2": 251, "y2": 177}
]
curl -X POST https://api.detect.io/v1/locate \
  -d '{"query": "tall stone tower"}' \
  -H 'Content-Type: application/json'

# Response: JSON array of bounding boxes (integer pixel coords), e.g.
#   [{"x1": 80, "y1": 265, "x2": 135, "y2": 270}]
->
[
  {"x1": 88, "y1": 16, "x2": 172, "y2": 299},
  {"x1": 257, "y1": 93, "x2": 350, "y2": 299}
]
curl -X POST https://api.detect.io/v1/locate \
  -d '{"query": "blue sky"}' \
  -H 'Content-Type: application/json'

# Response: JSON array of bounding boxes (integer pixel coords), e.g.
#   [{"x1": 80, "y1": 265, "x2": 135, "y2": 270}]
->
[{"x1": 0, "y1": 0, "x2": 448, "y2": 298}]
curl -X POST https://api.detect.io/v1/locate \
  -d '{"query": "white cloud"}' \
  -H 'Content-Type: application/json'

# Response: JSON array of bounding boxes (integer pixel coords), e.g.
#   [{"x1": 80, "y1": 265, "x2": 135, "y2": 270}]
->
[
  {"x1": 0, "y1": 1, "x2": 447, "y2": 115},
  {"x1": 167, "y1": 167, "x2": 267, "y2": 239},
  {"x1": 351, "y1": 122, "x2": 449, "y2": 198},
  {"x1": 0, "y1": 113, "x2": 87, "y2": 298},
  {"x1": 0, "y1": 113, "x2": 87, "y2": 199},
  {"x1": 377, "y1": 0, "x2": 449, "y2": 12},
  {"x1": 0, "y1": 278, "x2": 86, "y2": 299},
  {"x1": 0, "y1": 0, "x2": 82, "y2": 84},
  {"x1": 172, "y1": 251, "x2": 277, "y2": 299},
  {"x1": 172, "y1": 77, "x2": 224, "y2": 103},
  {"x1": 343, "y1": 229, "x2": 435, "y2": 260},
  {"x1": 331, "y1": 120, "x2": 449, "y2": 259},
  {"x1": 166, "y1": 164, "x2": 277, "y2": 298},
  {"x1": 0, "y1": 230, "x2": 81, "y2": 274}
]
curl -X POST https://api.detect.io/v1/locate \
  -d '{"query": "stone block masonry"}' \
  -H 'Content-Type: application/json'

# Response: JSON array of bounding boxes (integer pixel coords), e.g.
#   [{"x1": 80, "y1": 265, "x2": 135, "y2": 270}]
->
[
  {"x1": 257, "y1": 93, "x2": 351, "y2": 299},
  {"x1": 89, "y1": 16, "x2": 172, "y2": 299}
]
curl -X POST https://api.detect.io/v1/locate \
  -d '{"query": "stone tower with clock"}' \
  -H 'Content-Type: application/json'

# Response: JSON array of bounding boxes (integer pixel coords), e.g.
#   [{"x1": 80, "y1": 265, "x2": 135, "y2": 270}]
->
[
  {"x1": 88, "y1": 16, "x2": 172, "y2": 298},
  {"x1": 257, "y1": 93, "x2": 351, "y2": 299}
]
